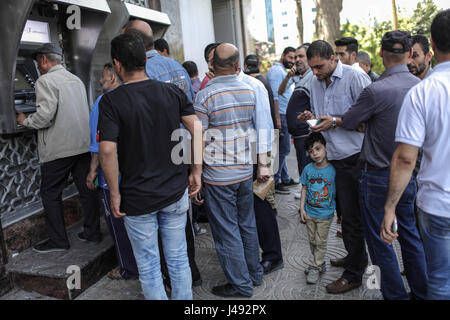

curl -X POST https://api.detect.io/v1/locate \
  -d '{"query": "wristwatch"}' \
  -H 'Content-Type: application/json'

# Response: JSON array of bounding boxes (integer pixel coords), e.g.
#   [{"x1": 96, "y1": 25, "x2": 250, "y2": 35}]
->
[{"x1": 332, "y1": 117, "x2": 337, "y2": 129}]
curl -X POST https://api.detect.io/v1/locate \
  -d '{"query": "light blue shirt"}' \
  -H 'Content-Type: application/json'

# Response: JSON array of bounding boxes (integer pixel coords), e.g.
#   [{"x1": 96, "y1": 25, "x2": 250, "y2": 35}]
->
[
  {"x1": 267, "y1": 62, "x2": 294, "y2": 115},
  {"x1": 237, "y1": 71, "x2": 273, "y2": 154},
  {"x1": 310, "y1": 60, "x2": 371, "y2": 160}
]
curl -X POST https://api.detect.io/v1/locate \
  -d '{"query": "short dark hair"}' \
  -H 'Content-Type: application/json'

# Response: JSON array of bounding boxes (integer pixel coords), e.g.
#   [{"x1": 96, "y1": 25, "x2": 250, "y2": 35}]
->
[
  {"x1": 213, "y1": 47, "x2": 239, "y2": 69},
  {"x1": 283, "y1": 47, "x2": 296, "y2": 55},
  {"x1": 304, "y1": 132, "x2": 327, "y2": 151},
  {"x1": 111, "y1": 33, "x2": 147, "y2": 73},
  {"x1": 307, "y1": 40, "x2": 334, "y2": 60},
  {"x1": 204, "y1": 43, "x2": 221, "y2": 63},
  {"x1": 335, "y1": 37, "x2": 359, "y2": 53},
  {"x1": 298, "y1": 43, "x2": 311, "y2": 51},
  {"x1": 103, "y1": 62, "x2": 113, "y2": 71},
  {"x1": 124, "y1": 28, "x2": 154, "y2": 51},
  {"x1": 412, "y1": 35, "x2": 430, "y2": 55},
  {"x1": 155, "y1": 38, "x2": 170, "y2": 55},
  {"x1": 182, "y1": 61, "x2": 198, "y2": 78},
  {"x1": 431, "y1": 9, "x2": 450, "y2": 53}
]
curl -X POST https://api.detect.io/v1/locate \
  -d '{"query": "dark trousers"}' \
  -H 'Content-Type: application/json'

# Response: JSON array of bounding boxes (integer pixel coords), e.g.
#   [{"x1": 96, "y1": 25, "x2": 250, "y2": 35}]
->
[
  {"x1": 330, "y1": 154, "x2": 368, "y2": 283},
  {"x1": 359, "y1": 170, "x2": 427, "y2": 300},
  {"x1": 293, "y1": 137, "x2": 312, "y2": 177},
  {"x1": 40, "y1": 153, "x2": 101, "y2": 248},
  {"x1": 160, "y1": 211, "x2": 201, "y2": 286},
  {"x1": 99, "y1": 188, "x2": 139, "y2": 279},
  {"x1": 254, "y1": 195, "x2": 283, "y2": 263}
]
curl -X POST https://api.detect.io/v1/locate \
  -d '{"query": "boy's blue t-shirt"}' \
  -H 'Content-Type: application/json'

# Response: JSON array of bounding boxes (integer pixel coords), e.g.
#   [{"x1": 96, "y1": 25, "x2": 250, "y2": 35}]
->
[{"x1": 300, "y1": 163, "x2": 336, "y2": 219}]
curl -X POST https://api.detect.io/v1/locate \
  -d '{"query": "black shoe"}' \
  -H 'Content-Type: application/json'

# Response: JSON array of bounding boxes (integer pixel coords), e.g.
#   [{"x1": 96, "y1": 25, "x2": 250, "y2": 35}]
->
[
  {"x1": 211, "y1": 284, "x2": 250, "y2": 298},
  {"x1": 283, "y1": 179, "x2": 300, "y2": 187},
  {"x1": 33, "y1": 240, "x2": 69, "y2": 253},
  {"x1": 275, "y1": 184, "x2": 290, "y2": 195},
  {"x1": 262, "y1": 260, "x2": 284, "y2": 275},
  {"x1": 192, "y1": 278, "x2": 203, "y2": 287},
  {"x1": 78, "y1": 232, "x2": 102, "y2": 244}
]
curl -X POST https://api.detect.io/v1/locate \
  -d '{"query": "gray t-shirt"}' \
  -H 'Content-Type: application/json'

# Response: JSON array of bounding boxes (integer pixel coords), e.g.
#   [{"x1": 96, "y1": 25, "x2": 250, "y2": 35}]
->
[{"x1": 341, "y1": 64, "x2": 421, "y2": 168}]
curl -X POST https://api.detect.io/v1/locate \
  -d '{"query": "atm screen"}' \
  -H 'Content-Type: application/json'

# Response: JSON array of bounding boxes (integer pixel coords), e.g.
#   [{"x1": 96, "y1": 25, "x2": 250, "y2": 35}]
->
[
  {"x1": 14, "y1": 68, "x2": 34, "y2": 91},
  {"x1": 21, "y1": 20, "x2": 50, "y2": 44}
]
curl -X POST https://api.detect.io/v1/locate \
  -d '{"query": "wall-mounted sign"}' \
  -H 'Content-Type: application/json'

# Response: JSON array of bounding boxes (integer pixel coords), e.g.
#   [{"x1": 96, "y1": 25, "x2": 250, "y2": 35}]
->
[{"x1": 21, "y1": 20, "x2": 50, "y2": 44}]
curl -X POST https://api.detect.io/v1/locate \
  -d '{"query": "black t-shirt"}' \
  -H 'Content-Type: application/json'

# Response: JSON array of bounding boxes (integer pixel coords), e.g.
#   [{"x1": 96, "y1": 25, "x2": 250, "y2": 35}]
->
[
  {"x1": 286, "y1": 90, "x2": 311, "y2": 137},
  {"x1": 255, "y1": 75, "x2": 277, "y2": 129},
  {"x1": 98, "y1": 79, "x2": 195, "y2": 216}
]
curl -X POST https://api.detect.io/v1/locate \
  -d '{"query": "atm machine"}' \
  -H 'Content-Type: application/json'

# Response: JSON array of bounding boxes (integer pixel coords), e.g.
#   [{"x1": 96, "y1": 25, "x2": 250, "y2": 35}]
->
[{"x1": 0, "y1": 0, "x2": 111, "y2": 134}]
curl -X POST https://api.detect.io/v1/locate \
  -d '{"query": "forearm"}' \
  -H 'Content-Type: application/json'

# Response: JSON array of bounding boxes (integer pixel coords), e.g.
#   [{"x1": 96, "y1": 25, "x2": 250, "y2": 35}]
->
[
  {"x1": 99, "y1": 145, "x2": 120, "y2": 195},
  {"x1": 274, "y1": 100, "x2": 281, "y2": 128},
  {"x1": 278, "y1": 76, "x2": 291, "y2": 95},
  {"x1": 89, "y1": 153, "x2": 100, "y2": 173},
  {"x1": 385, "y1": 147, "x2": 417, "y2": 211},
  {"x1": 300, "y1": 186, "x2": 307, "y2": 212}
]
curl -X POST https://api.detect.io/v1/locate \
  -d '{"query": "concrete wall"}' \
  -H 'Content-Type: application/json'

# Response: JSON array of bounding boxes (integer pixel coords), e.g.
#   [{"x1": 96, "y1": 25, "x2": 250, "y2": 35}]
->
[
  {"x1": 160, "y1": 0, "x2": 185, "y2": 63},
  {"x1": 179, "y1": 0, "x2": 215, "y2": 78}
]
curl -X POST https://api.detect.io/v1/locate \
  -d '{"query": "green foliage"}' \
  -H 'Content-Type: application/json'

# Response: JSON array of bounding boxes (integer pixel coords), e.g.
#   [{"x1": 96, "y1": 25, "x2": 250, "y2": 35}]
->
[{"x1": 340, "y1": 0, "x2": 441, "y2": 75}]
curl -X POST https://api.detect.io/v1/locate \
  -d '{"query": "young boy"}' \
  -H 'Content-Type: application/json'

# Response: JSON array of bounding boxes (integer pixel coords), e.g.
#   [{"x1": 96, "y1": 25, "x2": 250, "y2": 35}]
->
[{"x1": 299, "y1": 132, "x2": 336, "y2": 284}]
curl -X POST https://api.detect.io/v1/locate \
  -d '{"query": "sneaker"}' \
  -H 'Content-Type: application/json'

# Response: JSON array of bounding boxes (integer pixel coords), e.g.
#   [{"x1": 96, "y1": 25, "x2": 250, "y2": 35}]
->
[
  {"x1": 33, "y1": 240, "x2": 69, "y2": 254},
  {"x1": 275, "y1": 183, "x2": 290, "y2": 194},
  {"x1": 78, "y1": 232, "x2": 102, "y2": 243},
  {"x1": 306, "y1": 268, "x2": 320, "y2": 284},
  {"x1": 283, "y1": 179, "x2": 300, "y2": 187},
  {"x1": 193, "y1": 222, "x2": 206, "y2": 235},
  {"x1": 304, "y1": 266, "x2": 315, "y2": 275},
  {"x1": 294, "y1": 192, "x2": 301, "y2": 199}
]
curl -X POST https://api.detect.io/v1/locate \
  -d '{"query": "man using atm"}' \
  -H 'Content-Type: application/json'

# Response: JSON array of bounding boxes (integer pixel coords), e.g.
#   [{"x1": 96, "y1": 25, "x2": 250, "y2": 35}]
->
[{"x1": 16, "y1": 43, "x2": 101, "y2": 253}]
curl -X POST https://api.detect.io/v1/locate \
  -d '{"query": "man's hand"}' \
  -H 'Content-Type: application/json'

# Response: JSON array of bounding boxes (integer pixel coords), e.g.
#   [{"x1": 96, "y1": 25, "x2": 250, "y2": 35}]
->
[
  {"x1": 312, "y1": 116, "x2": 334, "y2": 132},
  {"x1": 110, "y1": 192, "x2": 126, "y2": 218},
  {"x1": 288, "y1": 66, "x2": 298, "y2": 78},
  {"x1": 86, "y1": 170, "x2": 98, "y2": 190},
  {"x1": 300, "y1": 209, "x2": 308, "y2": 224},
  {"x1": 298, "y1": 110, "x2": 315, "y2": 123},
  {"x1": 257, "y1": 164, "x2": 271, "y2": 183},
  {"x1": 380, "y1": 207, "x2": 398, "y2": 245},
  {"x1": 188, "y1": 168, "x2": 202, "y2": 199},
  {"x1": 16, "y1": 112, "x2": 27, "y2": 126}
]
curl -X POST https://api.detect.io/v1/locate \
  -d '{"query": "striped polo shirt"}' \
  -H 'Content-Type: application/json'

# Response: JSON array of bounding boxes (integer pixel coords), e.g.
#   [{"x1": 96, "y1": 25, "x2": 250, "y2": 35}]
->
[{"x1": 194, "y1": 74, "x2": 256, "y2": 186}]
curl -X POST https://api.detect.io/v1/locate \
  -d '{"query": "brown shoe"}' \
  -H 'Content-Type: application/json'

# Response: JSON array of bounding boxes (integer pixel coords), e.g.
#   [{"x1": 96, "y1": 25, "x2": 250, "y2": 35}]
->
[
  {"x1": 326, "y1": 277, "x2": 361, "y2": 294},
  {"x1": 330, "y1": 257, "x2": 346, "y2": 268}
]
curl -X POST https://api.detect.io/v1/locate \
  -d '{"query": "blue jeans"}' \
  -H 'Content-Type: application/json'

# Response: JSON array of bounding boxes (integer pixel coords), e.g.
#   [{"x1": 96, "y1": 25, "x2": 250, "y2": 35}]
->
[
  {"x1": 359, "y1": 170, "x2": 427, "y2": 300},
  {"x1": 205, "y1": 179, "x2": 263, "y2": 296},
  {"x1": 417, "y1": 208, "x2": 450, "y2": 300},
  {"x1": 275, "y1": 115, "x2": 291, "y2": 185},
  {"x1": 124, "y1": 190, "x2": 192, "y2": 300}
]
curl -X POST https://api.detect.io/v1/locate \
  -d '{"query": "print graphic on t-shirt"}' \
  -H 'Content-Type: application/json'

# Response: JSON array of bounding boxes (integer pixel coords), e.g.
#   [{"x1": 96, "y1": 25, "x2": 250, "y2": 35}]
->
[{"x1": 307, "y1": 176, "x2": 332, "y2": 208}]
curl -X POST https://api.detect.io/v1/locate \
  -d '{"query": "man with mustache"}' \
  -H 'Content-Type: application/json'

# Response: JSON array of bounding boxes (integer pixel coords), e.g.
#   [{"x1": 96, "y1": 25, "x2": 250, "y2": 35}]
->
[
  {"x1": 267, "y1": 47, "x2": 299, "y2": 195},
  {"x1": 407, "y1": 35, "x2": 433, "y2": 80}
]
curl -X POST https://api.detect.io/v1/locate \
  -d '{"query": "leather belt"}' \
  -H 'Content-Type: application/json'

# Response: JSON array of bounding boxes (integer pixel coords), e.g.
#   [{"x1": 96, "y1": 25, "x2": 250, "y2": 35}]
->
[{"x1": 360, "y1": 161, "x2": 389, "y2": 171}]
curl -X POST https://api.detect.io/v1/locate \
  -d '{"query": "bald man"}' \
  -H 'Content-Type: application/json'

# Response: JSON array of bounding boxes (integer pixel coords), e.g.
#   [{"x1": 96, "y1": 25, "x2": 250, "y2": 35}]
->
[
  {"x1": 123, "y1": 20, "x2": 195, "y2": 102},
  {"x1": 194, "y1": 43, "x2": 269, "y2": 298}
]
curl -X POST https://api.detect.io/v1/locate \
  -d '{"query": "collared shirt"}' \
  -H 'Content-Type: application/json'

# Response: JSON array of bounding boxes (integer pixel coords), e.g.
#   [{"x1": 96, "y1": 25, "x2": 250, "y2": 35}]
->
[
  {"x1": 267, "y1": 62, "x2": 294, "y2": 115},
  {"x1": 194, "y1": 75, "x2": 257, "y2": 186},
  {"x1": 425, "y1": 66, "x2": 433, "y2": 79},
  {"x1": 341, "y1": 64, "x2": 420, "y2": 168},
  {"x1": 310, "y1": 60, "x2": 371, "y2": 160},
  {"x1": 352, "y1": 62, "x2": 371, "y2": 79},
  {"x1": 395, "y1": 61, "x2": 450, "y2": 218},
  {"x1": 368, "y1": 70, "x2": 380, "y2": 82},
  {"x1": 237, "y1": 71, "x2": 273, "y2": 154},
  {"x1": 294, "y1": 68, "x2": 314, "y2": 97},
  {"x1": 146, "y1": 50, "x2": 195, "y2": 102}
]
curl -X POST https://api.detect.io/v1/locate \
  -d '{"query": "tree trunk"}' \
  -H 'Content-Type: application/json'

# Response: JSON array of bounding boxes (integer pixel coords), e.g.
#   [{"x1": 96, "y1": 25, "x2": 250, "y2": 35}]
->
[
  {"x1": 296, "y1": 0, "x2": 304, "y2": 45},
  {"x1": 392, "y1": 0, "x2": 399, "y2": 30},
  {"x1": 313, "y1": 0, "x2": 343, "y2": 46}
]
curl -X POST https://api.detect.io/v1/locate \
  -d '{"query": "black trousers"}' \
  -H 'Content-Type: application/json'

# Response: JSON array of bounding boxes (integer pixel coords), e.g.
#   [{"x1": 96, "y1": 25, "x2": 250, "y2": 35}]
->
[
  {"x1": 40, "y1": 153, "x2": 101, "y2": 248},
  {"x1": 293, "y1": 137, "x2": 312, "y2": 177},
  {"x1": 159, "y1": 212, "x2": 201, "y2": 286},
  {"x1": 330, "y1": 154, "x2": 368, "y2": 283},
  {"x1": 99, "y1": 188, "x2": 139, "y2": 279},
  {"x1": 254, "y1": 195, "x2": 283, "y2": 263}
]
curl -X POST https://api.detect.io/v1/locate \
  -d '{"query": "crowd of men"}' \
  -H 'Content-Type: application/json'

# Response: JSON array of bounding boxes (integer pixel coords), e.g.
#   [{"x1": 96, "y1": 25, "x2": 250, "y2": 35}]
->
[{"x1": 15, "y1": 9, "x2": 450, "y2": 300}]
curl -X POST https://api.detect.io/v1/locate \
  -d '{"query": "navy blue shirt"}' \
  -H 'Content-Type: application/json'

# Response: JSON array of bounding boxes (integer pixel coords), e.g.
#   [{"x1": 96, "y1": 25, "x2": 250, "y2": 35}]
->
[{"x1": 342, "y1": 64, "x2": 421, "y2": 168}]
